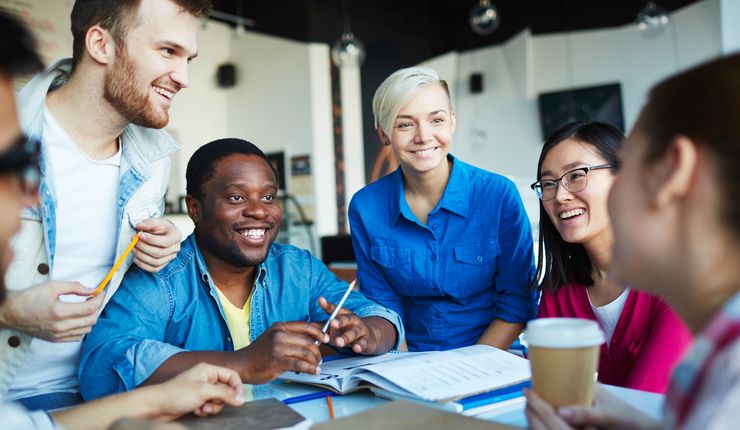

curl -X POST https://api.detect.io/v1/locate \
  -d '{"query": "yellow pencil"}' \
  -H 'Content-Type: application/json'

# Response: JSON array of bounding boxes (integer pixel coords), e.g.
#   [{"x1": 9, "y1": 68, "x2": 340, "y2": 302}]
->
[{"x1": 93, "y1": 232, "x2": 141, "y2": 296}]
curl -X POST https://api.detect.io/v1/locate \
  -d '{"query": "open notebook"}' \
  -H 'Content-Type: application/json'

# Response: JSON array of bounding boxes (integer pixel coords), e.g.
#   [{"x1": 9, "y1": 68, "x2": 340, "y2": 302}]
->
[{"x1": 279, "y1": 344, "x2": 530, "y2": 403}]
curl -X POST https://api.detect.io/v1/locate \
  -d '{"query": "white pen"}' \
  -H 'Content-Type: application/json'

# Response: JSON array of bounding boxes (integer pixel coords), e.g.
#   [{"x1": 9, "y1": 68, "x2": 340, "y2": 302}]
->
[{"x1": 316, "y1": 280, "x2": 356, "y2": 345}]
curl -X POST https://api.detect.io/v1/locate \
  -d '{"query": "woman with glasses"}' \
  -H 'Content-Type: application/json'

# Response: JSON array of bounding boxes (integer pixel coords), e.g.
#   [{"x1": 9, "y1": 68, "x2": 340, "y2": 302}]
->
[
  {"x1": 348, "y1": 66, "x2": 536, "y2": 352},
  {"x1": 531, "y1": 121, "x2": 690, "y2": 393},
  {"x1": 526, "y1": 52, "x2": 740, "y2": 430}
]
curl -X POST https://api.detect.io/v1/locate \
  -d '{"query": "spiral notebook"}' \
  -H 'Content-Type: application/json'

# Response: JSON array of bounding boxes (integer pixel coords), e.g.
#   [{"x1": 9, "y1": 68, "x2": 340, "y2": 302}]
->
[{"x1": 279, "y1": 344, "x2": 530, "y2": 403}]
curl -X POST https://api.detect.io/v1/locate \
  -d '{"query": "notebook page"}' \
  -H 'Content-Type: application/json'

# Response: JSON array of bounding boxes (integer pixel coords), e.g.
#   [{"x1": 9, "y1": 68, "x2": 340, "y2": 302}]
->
[
  {"x1": 359, "y1": 345, "x2": 530, "y2": 401},
  {"x1": 279, "y1": 351, "x2": 411, "y2": 392}
]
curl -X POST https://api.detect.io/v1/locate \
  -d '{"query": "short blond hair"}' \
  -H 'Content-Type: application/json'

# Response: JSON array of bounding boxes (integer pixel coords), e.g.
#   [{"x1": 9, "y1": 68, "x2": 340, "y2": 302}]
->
[{"x1": 372, "y1": 66, "x2": 451, "y2": 136}]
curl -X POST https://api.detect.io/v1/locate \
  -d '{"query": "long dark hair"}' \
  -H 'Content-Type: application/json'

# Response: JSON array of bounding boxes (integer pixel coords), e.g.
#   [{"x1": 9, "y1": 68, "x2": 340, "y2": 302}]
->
[{"x1": 535, "y1": 121, "x2": 624, "y2": 291}]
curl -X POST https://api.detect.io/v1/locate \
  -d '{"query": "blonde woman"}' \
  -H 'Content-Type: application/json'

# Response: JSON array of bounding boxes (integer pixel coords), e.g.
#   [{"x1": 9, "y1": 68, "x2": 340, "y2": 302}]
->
[{"x1": 348, "y1": 67, "x2": 536, "y2": 352}]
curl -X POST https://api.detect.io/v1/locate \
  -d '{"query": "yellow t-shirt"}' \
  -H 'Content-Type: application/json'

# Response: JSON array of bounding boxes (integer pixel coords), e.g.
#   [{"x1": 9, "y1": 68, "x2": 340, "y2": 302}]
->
[{"x1": 215, "y1": 288, "x2": 253, "y2": 351}]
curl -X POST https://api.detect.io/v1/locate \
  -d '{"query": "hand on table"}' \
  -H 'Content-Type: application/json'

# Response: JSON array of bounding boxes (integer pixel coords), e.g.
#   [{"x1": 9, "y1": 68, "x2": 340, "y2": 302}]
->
[
  {"x1": 151, "y1": 362, "x2": 244, "y2": 421},
  {"x1": 134, "y1": 218, "x2": 181, "y2": 273}
]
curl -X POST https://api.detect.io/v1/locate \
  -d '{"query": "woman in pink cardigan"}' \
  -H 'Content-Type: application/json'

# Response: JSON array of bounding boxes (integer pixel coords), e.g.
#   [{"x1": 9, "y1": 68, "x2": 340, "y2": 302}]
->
[{"x1": 530, "y1": 121, "x2": 691, "y2": 393}]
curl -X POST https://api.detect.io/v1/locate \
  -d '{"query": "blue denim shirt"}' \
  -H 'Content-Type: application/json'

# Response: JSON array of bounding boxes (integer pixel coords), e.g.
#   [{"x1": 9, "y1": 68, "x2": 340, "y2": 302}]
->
[
  {"x1": 348, "y1": 155, "x2": 537, "y2": 351},
  {"x1": 78, "y1": 233, "x2": 404, "y2": 400}
]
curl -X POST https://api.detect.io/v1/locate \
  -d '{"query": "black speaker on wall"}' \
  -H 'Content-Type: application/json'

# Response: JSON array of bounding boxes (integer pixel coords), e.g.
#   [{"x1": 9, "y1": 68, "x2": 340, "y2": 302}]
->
[
  {"x1": 217, "y1": 63, "x2": 237, "y2": 88},
  {"x1": 469, "y1": 72, "x2": 484, "y2": 94}
]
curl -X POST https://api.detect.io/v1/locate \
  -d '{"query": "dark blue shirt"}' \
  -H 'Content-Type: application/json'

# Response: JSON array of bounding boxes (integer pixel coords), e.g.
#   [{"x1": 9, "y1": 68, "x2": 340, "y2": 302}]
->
[
  {"x1": 78, "y1": 234, "x2": 403, "y2": 400},
  {"x1": 348, "y1": 155, "x2": 536, "y2": 351}
]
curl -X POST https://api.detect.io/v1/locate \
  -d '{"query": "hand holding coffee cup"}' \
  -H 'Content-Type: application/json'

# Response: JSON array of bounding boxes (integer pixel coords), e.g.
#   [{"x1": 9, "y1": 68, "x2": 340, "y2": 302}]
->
[{"x1": 525, "y1": 318, "x2": 605, "y2": 409}]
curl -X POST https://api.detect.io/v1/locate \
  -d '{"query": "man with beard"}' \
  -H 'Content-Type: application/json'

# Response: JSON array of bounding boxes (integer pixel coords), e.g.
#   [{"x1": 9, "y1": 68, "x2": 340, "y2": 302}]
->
[
  {"x1": 0, "y1": 12, "x2": 250, "y2": 430},
  {"x1": 79, "y1": 139, "x2": 404, "y2": 399},
  {"x1": 0, "y1": 0, "x2": 209, "y2": 410}
]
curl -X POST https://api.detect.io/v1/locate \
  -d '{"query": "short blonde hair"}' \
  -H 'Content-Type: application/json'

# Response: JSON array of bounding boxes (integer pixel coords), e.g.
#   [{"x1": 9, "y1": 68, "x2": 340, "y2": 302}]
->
[{"x1": 372, "y1": 66, "x2": 452, "y2": 136}]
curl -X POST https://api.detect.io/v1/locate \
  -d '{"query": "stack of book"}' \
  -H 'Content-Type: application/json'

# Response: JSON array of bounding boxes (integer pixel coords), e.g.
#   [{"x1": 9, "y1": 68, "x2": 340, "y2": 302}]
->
[{"x1": 279, "y1": 344, "x2": 530, "y2": 416}]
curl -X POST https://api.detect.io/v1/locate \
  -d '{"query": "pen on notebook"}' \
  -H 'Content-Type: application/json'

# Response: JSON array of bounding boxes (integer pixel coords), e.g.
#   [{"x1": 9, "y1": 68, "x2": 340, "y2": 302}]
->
[
  {"x1": 315, "y1": 280, "x2": 356, "y2": 346},
  {"x1": 326, "y1": 395, "x2": 335, "y2": 420},
  {"x1": 93, "y1": 232, "x2": 141, "y2": 296}
]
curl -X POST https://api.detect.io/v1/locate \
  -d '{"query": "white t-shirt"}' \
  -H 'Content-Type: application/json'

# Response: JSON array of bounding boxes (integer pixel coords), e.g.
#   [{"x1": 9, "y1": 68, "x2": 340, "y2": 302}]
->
[
  {"x1": 588, "y1": 287, "x2": 629, "y2": 346},
  {"x1": 7, "y1": 108, "x2": 120, "y2": 400},
  {"x1": 0, "y1": 402, "x2": 56, "y2": 430}
]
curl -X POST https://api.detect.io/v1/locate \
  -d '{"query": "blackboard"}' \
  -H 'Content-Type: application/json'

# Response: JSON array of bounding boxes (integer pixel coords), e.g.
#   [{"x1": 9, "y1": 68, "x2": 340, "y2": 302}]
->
[{"x1": 537, "y1": 82, "x2": 624, "y2": 140}]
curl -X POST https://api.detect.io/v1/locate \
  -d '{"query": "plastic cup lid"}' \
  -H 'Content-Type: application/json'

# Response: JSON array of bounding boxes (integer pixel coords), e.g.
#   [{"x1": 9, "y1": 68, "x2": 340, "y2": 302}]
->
[{"x1": 524, "y1": 318, "x2": 605, "y2": 348}]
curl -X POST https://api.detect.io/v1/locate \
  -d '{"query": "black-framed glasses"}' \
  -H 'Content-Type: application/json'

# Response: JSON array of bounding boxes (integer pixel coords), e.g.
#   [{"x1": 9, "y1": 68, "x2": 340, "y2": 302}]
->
[
  {"x1": 530, "y1": 164, "x2": 614, "y2": 201},
  {"x1": 0, "y1": 134, "x2": 41, "y2": 196}
]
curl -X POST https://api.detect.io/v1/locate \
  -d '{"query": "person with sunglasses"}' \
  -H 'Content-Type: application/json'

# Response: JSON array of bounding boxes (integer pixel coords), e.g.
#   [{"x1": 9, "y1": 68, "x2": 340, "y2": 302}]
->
[{"x1": 531, "y1": 121, "x2": 690, "y2": 393}]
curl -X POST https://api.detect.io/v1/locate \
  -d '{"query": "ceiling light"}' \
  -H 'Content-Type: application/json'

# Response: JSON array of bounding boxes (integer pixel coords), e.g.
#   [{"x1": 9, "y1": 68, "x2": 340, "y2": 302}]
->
[
  {"x1": 469, "y1": 0, "x2": 501, "y2": 36},
  {"x1": 332, "y1": 32, "x2": 366, "y2": 68},
  {"x1": 331, "y1": 0, "x2": 366, "y2": 67},
  {"x1": 637, "y1": 1, "x2": 669, "y2": 38}
]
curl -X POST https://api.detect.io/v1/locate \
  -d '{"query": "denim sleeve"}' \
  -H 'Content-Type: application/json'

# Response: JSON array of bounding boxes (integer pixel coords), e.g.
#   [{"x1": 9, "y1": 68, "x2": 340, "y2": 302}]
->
[
  {"x1": 306, "y1": 251, "x2": 405, "y2": 350},
  {"x1": 78, "y1": 267, "x2": 182, "y2": 400},
  {"x1": 492, "y1": 180, "x2": 538, "y2": 323},
  {"x1": 347, "y1": 197, "x2": 405, "y2": 321}
]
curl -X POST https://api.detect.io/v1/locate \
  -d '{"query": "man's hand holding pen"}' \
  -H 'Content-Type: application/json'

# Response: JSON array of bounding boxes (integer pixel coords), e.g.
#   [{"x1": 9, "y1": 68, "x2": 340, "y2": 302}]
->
[{"x1": 317, "y1": 296, "x2": 398, "y2": 355}]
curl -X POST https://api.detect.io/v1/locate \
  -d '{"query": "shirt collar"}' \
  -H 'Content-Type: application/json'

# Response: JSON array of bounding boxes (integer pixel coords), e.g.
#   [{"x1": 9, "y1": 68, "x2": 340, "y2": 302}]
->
[
  {"x1": 437, "y1": 154, "x2": 469, "y2": 217},
  {"x1": 392, "y1": 154, "x2": 469, "y2": 224},
  {"x1": 190, "y1": 233, "x2": 268, "y2": 288}
]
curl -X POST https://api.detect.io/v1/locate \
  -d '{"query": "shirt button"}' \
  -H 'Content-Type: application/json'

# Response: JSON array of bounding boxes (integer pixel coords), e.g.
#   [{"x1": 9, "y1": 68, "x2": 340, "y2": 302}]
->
[
  {"x1": 8, "y1": 336, "x2": 21, "y2": 348},
  {"x1": 476, "y1": 255, "x2": 483, "y2": 262},
  {"x1": 226, "y1": 337, "x2": 232, "y2": 343},
  {"x1": 37, "y1": 263, "x2": 50, "y2": 275},
  {"x1": 430, "y1": 223, "x2": 437, "y2": 229}
]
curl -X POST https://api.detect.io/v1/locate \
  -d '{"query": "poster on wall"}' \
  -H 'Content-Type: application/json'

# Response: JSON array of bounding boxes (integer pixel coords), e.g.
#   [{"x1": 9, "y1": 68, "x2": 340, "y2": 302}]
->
[
  {"x1": 289, "y1": 155, "x2": 314, "y2": 225},
  {"x1": 0, "y1": 0, "x2": 74, "y2": 74},
  {"x1": 266, "y1": 152, "x2": 286, "y2": 191},
  {"x1": 285, "y1": 155, "x2": 315, "y2": 253}
]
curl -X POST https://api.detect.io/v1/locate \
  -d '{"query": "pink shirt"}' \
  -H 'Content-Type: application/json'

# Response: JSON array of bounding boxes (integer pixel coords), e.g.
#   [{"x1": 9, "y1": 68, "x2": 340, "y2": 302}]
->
[{"x1": 538, "y1": 283, "x2": 692, "y2": 393}]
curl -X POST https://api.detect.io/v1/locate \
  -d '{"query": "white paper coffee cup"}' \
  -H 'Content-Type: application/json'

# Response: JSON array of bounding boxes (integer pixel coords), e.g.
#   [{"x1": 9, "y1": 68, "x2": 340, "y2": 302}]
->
[{"x1": 525, "y1": 318, "x2": 605, "y2": 408}]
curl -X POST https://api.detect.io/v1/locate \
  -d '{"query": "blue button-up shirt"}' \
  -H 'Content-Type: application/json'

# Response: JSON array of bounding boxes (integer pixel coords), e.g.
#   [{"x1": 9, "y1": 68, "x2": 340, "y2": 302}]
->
[
  {"x1": 348, "y1": 155, "x2": 536, "y2": 351},
  {"x1": 78, "y1": 234, "x2": 403, "y2": 400}
]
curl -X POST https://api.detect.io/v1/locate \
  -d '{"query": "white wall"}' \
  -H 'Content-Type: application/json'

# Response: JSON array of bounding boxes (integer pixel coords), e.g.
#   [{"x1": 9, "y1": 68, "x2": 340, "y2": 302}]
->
[
  {"x1": 454, "y1": 0, "x2": 722, "y2": 182},
  {"x1": 167, "y1": 21, "x2": 233, "y2": 202},
  {"x1": 420, "y1": 50, "x2": 459, "y2": 102},
  {"x1": 448, "y1": 0, "x2": 722, "y2": 229},
  {"x1": 224, "y1": 31, "x2": 334, "y2": 252},
  {"x1": 720, "y1": 0, "x2": 740, "y2": 53}
]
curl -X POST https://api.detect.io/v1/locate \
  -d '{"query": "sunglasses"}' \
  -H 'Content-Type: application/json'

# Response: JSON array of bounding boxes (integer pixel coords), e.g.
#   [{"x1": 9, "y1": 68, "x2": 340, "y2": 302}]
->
[{"x1": 0, "y1": 134, "x2": 41, "y2": 196}]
